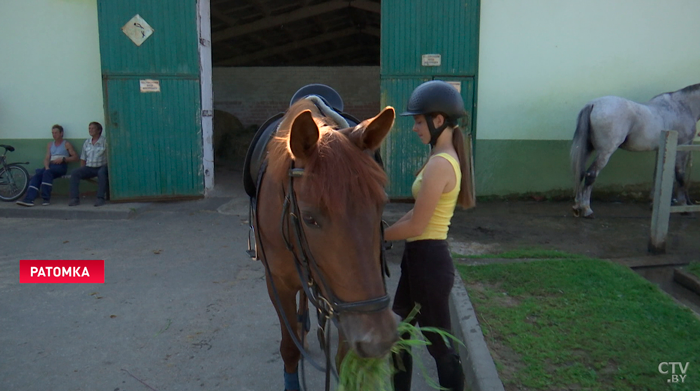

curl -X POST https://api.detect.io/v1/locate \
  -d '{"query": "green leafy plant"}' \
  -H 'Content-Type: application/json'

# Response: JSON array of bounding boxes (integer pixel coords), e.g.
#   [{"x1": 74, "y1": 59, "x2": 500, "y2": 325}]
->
[{"x1": 338, "y1": 305, "x2": 463, "y2": 391}]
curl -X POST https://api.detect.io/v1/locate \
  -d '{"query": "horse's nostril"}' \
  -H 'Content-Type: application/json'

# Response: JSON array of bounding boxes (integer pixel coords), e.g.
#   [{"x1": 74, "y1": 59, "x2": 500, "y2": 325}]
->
[
  {"x1": 355, "y1": 339, "x2": 394, "y2": 359},
  {"x1": 354, "y1": 342, "x2": 369, "y2": 358}
]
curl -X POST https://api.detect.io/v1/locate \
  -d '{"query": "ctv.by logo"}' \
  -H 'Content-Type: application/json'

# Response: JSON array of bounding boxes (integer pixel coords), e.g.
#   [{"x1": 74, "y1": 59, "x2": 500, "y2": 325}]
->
[{"x1": 658, "y1": 362, "x2": 689, "y2": 383}]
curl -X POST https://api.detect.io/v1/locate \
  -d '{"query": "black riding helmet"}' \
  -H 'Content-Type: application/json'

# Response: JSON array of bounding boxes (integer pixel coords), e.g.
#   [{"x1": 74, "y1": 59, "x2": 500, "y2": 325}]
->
[{"x1": 400, "y1": 80, "x2": 467, "y2": 147}]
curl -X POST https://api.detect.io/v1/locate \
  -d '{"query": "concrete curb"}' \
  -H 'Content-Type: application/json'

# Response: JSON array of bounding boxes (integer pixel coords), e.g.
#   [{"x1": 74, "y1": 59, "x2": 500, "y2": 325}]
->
[
  {"x1": 0, "y1": 207, "x2": 136, "y2": 220},
  {"x1": 0, "y1": 202, "x2": 147, "y2": 220},
  {"x1": 450, "y1": 272, "x2": 505, "y2": 391},
  {"x1": 674, "y1": 268, "x2": 700, "y2": 296}
]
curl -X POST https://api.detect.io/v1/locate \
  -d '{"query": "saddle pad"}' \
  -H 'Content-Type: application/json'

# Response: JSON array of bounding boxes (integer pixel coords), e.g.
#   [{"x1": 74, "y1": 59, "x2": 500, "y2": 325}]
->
[{"x1": 243, "y1": 113, "x2": 284, "y2": 198}]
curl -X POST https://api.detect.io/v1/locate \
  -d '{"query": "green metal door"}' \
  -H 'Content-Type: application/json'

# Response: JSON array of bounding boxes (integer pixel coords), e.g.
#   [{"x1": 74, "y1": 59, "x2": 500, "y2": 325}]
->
[
  {"x1": 380, "y1": 0, "x2": 479, "y2": 77},
  {"x1": 97, "y1": 0, "x2": 203, "y2": 201},
  {"x1": 381, "y1": 77, "x2": 474, "y2": 198},
  {"x1": 380, "y1": 0, "x2": 480, "y2": 198},
  {"x1": 380, "y1": 77, "x2": 430, "y2": 198}
]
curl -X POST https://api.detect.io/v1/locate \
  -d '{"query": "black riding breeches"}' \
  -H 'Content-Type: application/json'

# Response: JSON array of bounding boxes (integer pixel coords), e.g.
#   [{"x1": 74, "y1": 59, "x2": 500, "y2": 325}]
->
[{"x1": 392, "y1": 239, "x2": 456, "y2": 359}]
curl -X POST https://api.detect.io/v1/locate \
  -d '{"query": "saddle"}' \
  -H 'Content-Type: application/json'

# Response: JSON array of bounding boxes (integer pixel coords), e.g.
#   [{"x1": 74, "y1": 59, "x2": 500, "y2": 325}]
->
[
  {"x1": 243, "y1": 85, "x2": 360, "y2": 198},
  {"x1": 243, "y1": 85, "x2": 385, "y2": 260}
]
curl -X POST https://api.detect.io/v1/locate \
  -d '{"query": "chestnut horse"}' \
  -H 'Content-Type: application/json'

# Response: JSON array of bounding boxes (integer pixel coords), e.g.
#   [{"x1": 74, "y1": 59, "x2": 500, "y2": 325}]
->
[{"x1": 253, "y1": 97, "x2": 398, "y2": 390}]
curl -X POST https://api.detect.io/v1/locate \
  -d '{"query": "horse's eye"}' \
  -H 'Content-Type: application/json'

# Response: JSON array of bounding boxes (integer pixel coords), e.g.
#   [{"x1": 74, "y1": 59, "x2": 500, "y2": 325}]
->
[{"x1": 302, "y1": 214, "x2": 321, "y2": 228}]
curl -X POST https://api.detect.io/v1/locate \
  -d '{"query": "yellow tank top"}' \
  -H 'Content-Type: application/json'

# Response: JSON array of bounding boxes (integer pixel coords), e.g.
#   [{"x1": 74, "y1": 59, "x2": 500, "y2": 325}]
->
[{"x1": 407, "y1": 153, "x2": 461, "y2": 242}]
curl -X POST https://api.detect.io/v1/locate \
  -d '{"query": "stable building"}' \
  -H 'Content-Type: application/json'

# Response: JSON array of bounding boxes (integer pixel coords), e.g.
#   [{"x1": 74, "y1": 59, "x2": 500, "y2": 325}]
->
[{"x1": 2, "y1": 0, "x2": 699, "y2": 201}]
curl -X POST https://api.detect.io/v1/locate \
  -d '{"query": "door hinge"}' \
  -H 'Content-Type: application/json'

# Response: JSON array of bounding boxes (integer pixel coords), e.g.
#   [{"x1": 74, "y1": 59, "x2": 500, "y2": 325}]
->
[{"x1": 202, "y1": 109, "x2": 213, "y2": 117}]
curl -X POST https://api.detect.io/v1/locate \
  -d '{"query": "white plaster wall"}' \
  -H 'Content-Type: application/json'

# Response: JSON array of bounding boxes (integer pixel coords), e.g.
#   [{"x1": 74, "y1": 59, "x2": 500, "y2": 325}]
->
[
  {"x1": 477, "y1": 0, "x2": 700, "y2": 140},
  {"x1": 0, "y1": 0, "x2": 104, "y2": 139}
]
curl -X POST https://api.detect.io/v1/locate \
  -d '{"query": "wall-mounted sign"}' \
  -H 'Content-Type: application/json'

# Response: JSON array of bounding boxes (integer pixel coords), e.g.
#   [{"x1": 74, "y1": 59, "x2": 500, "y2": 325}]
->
[
  {"x1": 446, "y1": 81, "x2": 461, "y2": 93},
  {"x1": 140, "y1": 79, "x2": 160, "y2": 93},
  {"x1": 421, "y1": 54, "x2": 441, "y2": 66},
  {"x1": 122, "y1": 14, "x2": 154, "y2": 46}
]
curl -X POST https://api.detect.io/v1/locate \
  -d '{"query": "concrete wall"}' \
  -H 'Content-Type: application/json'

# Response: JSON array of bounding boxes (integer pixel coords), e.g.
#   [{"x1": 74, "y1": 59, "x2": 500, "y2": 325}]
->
[
  {"x1": 473, "y1": 0, "x2": 700, "y2": 196},
  {"x1": 477, "y1": 0, "x2": 700, "y2": 141},
  {"x1": 0, "y1": 0, "x2": 104, "y2": 141},
  {"x1": 4, "y1": 1, "x2": 699, "y2": 197},
  {"x1": 212, "y1": 67, "x2": 381, "y2": 129}
]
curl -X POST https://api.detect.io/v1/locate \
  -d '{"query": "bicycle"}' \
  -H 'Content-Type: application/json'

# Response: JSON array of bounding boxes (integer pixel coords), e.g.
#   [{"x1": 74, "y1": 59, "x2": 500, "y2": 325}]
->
[{"x1": 0, "y1": 145, "x2": 30, "y2": 201}]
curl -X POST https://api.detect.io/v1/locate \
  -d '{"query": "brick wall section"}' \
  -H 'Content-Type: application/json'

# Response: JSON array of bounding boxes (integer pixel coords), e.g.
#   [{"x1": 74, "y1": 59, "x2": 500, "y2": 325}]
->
[{"x1": 213, "y1": 67, "x2": 380, "y2": 129}]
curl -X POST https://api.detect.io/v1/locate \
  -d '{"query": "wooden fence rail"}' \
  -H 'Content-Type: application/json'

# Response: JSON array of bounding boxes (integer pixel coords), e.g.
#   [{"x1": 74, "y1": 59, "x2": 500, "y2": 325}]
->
[{"x1": 648, "y1": 130, "x2": 700, "y2": 254}]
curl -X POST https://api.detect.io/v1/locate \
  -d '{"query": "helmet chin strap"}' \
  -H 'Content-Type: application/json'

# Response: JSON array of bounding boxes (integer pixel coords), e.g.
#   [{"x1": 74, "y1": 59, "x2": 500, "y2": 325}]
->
[{"x1": 426, "y1": 114, "x2": 449, "y2": 148}]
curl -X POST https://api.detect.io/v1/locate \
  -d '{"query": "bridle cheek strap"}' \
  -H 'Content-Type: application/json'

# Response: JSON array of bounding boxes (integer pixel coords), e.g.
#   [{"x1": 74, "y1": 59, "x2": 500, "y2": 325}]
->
[{"x1": 283, "y1": 163, "x2": 391, "y2": 318}]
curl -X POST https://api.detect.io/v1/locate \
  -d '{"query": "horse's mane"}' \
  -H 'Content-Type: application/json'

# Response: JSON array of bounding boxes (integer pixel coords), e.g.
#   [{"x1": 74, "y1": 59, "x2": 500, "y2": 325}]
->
[
  {"x1": 679, "y1": 83, "x2": 700, "y2": 94},
  {"x1": 266, "y1": 99, "x2": 387, "y2": 213},
  {"x1": 652, "y1": 83, "x2": 700, "y2": 100}
]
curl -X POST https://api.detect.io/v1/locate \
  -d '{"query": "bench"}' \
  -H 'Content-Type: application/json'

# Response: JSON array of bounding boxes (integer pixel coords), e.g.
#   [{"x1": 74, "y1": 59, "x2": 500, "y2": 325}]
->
[
  {"x1": 57, "y1": 174, "x2": 98, "y2": 184},
  {"x1": 56, "y1": 174, "x2": 109, "y2": 200}
]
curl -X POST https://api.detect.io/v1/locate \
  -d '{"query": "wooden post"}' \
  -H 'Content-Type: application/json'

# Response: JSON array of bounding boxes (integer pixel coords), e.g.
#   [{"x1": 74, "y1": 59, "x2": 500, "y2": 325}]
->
[{"x1": 649, "y1": 130, "x2": 678, "y2": 254}]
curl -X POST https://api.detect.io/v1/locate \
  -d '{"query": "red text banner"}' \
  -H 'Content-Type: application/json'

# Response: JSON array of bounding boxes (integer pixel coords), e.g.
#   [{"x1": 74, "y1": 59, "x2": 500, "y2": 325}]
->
[{"x1": 20, "y1": 260, "x2": 105, "y2": 284}]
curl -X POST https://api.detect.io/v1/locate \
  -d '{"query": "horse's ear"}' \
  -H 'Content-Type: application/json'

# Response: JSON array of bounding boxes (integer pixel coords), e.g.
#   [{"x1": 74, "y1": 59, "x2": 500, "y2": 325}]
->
[
  {"x1": 356, "y1": 106, "x2": 395, "y2": 151},
  {"x1": 289, "y1": 110, "x2": 319, "y2": 161}
]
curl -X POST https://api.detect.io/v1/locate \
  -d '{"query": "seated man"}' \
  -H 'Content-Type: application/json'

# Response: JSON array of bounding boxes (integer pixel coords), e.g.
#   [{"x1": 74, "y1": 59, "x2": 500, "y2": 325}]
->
[
  {"x1": 69, "y1": 122, "x2": 109, "y2": 207},
  {"x1": 16, "y1": 124, "x2": 78, "y2": 207}
]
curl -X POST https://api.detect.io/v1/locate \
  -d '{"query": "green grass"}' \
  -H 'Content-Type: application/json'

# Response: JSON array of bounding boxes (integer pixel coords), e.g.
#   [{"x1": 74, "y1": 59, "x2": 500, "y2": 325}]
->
[
  {"x1": 456, "y1": 256, "x2": 700, "y2": 391},
  {"x1": 338, "y1": 306, "x2": 460, "y2": 391},
  {"x1": 686, "y1": 262, "x2": 700, "y2": 280},
  {"x1": 452, "y1": 248, "x2": 587, "y2": 260}
]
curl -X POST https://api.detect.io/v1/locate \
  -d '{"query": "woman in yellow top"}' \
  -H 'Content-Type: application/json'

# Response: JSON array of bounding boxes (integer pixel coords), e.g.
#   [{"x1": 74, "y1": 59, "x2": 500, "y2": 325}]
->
[{"x1": 385, "y1": 80, "x2": 475, "y2": 391}]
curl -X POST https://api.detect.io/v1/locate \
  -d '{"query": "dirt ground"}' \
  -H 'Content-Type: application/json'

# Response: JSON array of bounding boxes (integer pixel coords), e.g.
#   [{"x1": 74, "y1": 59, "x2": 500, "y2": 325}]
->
[
  {"x1": 435, "y1": 199, "x2": 699, "y2": 259},
  {"x1": 410, "y1": 198, "x2": 700, "y2": 314}
]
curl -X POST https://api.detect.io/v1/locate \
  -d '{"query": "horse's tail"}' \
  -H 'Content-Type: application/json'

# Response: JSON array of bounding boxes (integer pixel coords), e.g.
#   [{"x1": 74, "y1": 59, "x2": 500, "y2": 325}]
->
[{"x1": 570, "y1": 103, "x2": 594, "y2": 196}]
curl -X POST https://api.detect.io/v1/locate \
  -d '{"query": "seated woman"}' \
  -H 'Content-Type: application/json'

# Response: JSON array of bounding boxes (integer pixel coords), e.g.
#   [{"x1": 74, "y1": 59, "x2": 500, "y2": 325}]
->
[{"x1": 16, "y1": 124, "x2": 78, "y2": 206}]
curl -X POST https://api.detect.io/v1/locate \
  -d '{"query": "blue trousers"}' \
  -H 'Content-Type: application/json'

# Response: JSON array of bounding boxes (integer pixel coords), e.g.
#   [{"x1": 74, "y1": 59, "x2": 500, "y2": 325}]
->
[
  {"x1": 70, "y1": 165, "x2": 109, "y2": 200},
  {"x1": 24, "y1": 164, "x2": 67, "y2": 202}
]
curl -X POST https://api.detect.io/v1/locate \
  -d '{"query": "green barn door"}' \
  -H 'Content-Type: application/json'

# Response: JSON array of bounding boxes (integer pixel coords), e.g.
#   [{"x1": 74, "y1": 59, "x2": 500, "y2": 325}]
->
[
  {"x1": 437, "y1": 77, "x2": 475, "y2": 137},
  {"x1": 381, "y1": 0, "x2": 480, "y2": 199},
  {"x1": 97, "y1": 0, "x2": 203, "y2": 201},
  {"x1": 380, "y1": 77, "x2": 430, "y2": 198},
  {"x1": 381, "y1": 77, "x2": 474, "y2": 198}
]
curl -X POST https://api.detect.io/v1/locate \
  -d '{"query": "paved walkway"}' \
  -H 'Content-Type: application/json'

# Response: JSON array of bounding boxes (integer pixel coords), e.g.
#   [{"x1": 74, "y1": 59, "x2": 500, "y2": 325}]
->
[
  {"x1": 4, "y1": 167, "x2": 700, "y2": 390},
  {"x1": 0, "y1": 168, "x2": 450, "y2": 391}
]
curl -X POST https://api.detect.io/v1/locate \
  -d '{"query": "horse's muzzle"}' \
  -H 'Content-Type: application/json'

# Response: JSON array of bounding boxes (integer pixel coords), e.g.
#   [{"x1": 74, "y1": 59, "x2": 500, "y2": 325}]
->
[{"x1": 340, "y1": 308, "x2": 399, "y2": 358}]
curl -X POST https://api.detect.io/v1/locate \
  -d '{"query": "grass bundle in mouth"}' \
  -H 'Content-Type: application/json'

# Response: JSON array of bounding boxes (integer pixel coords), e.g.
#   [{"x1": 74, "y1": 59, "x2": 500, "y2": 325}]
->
[{"x1": 338, "y1": 305, "x2": 463, "y2": 391}]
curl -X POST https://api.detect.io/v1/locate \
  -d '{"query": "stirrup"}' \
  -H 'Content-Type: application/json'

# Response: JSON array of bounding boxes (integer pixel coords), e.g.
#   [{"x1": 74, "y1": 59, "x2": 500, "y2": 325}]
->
[
  {"x1": 247, "y1": 201, "x2": 259, "y2": 260},
  {"x1": 247, "y1": 225, "x2": 259, "y2": 260}
]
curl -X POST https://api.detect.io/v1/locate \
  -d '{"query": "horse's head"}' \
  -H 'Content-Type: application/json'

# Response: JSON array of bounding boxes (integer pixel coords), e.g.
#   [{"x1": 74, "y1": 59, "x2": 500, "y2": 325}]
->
[{"x1": 273, "y1": 102, "x2": 398, "y2": 358}]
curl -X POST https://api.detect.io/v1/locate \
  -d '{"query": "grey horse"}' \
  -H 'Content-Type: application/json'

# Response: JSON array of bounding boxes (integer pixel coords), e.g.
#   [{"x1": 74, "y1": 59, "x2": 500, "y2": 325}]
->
[{"x1": 571, "y1": 83, "x2": 700, "y2": 218}]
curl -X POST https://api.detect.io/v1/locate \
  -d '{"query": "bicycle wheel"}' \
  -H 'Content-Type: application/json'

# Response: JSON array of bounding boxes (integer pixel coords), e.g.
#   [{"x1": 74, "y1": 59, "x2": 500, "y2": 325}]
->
[{"x1": 0, "y1": 164, "x2": 30, "y2": 201}]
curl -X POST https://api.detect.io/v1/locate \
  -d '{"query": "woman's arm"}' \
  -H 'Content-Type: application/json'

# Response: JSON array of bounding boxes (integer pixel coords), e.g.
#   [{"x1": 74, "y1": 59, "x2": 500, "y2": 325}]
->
[
  {"x1": 384, "y1": 157, "x2": 452, "y2": 241},
  {"x1": 394, "y1": 209, "x2": 413, "y2": 224}
]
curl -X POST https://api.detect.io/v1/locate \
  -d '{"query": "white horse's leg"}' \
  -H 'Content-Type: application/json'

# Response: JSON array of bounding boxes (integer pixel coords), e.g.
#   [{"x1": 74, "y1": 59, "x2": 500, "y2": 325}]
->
[
  {"x1": 573, "y1": 170, "x2": 586, "y2": 214},
  {"x1": 572, "y1": 150, "x2": 593, "y2": 216},
  {"x1": 573, "y1": 178, "x2": 583, "y2": 216},
  {"x1": 674, "y1": 150, "x2": 692, "y2": 206},
  {"x1": 579, "y1": 150, "x2": 615, "y2": 218}
]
